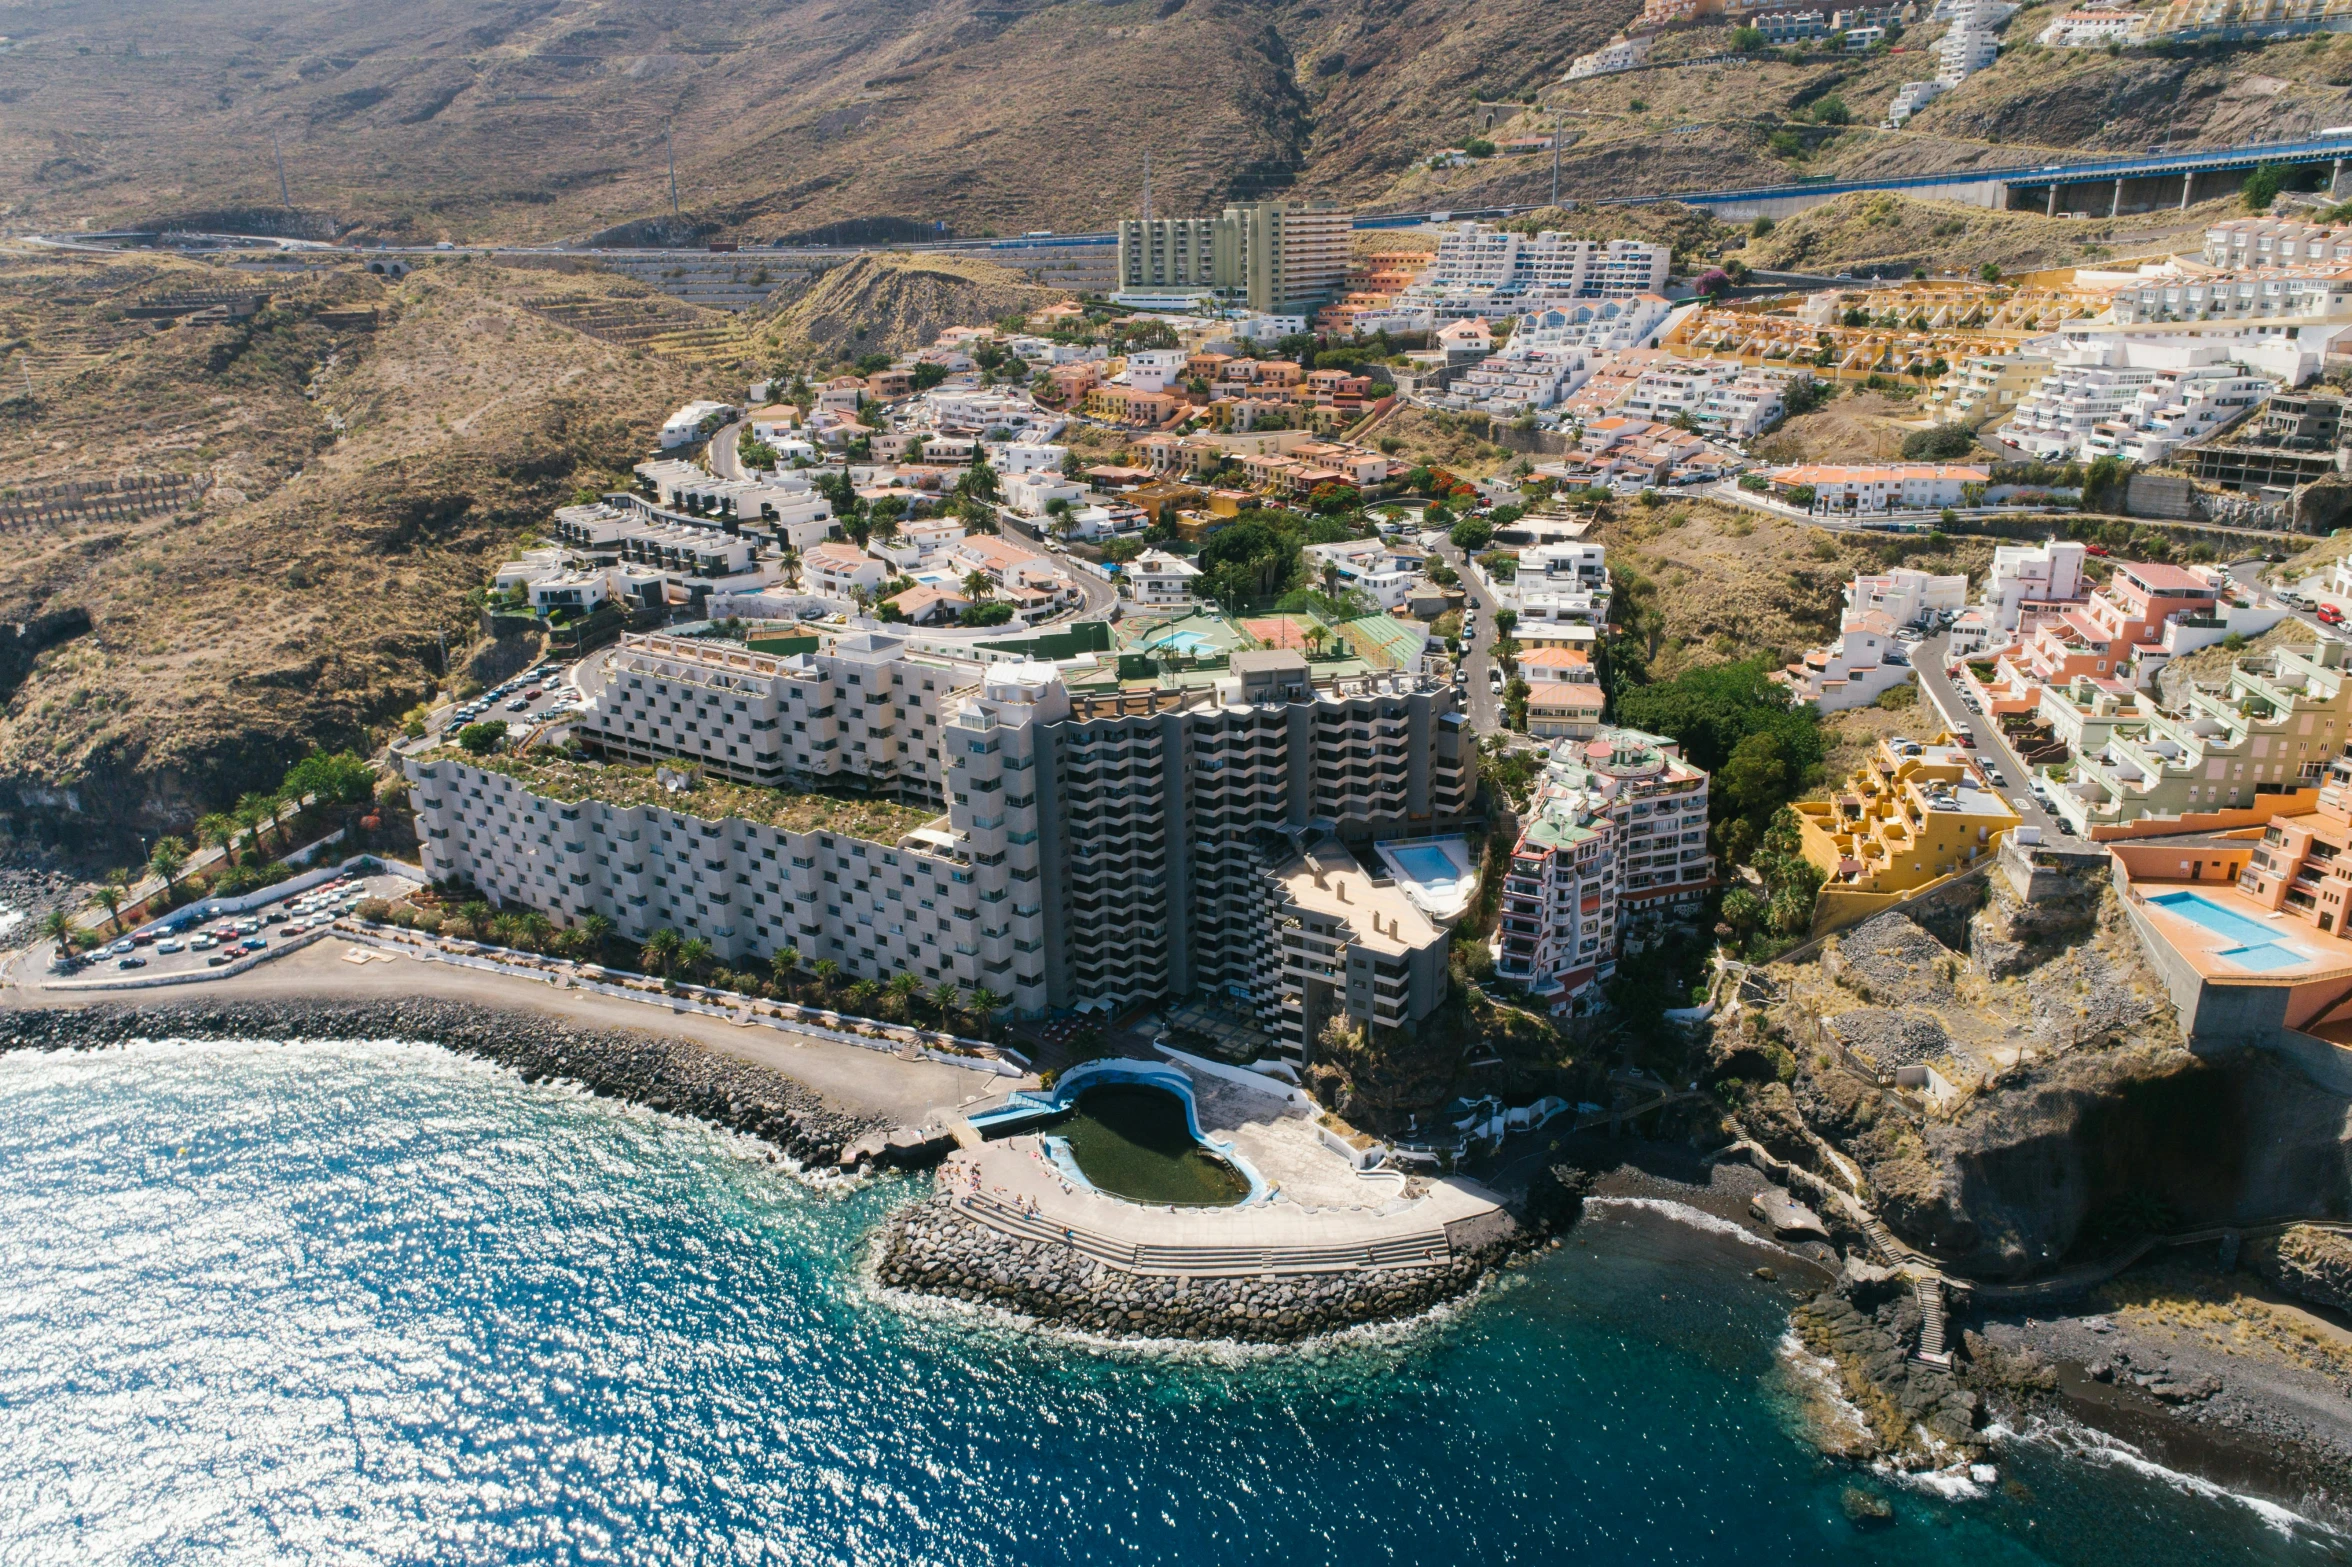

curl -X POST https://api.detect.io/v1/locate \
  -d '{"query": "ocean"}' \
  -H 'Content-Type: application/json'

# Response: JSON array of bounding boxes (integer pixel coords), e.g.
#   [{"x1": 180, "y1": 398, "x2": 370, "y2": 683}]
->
[{"x1": 0, "y1": 1035, "x2": 2341, "y2": 1566}]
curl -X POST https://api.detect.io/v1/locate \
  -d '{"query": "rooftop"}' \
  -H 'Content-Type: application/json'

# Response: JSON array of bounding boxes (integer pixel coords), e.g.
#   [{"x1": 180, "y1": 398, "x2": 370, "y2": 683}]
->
[
  {"x1": 419, "y1": 747, "x2": 943, "y2": 843},
  {"x1": 1277, "y1": 845, "x2": 1440, "y2": 957}
]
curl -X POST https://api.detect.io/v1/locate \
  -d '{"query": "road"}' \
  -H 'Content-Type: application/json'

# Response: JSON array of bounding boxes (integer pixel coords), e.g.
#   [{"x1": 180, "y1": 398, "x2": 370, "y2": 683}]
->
[
  {"x1": 990, "y1": 507, "x2": 1119, "y2": 621},
  {"x1": 1430, "y1": 534, "x2": 1504, "y2": 733},
  {"x1": 710, "y1": 419, "x2": 748, "y2": 481},
  {"x1": 1911, "y1": 630, "x2": 2068, "y2": 841}
]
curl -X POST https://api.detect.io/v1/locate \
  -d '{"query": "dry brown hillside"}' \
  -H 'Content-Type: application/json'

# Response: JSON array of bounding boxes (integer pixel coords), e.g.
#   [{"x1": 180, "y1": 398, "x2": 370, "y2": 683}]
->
[
  {"x1": 0, "y1": 250, "x2": 696, "y2": 846},
  {"x1": 755, "y1": 255, "x2": 1061, "y2": 366},
  {"x1": 1601, "y1": 498, "x2": 1995, "y2": 680},
  {"x1": 0, "y1": 0, "x2": 1627, "y2": 244}
]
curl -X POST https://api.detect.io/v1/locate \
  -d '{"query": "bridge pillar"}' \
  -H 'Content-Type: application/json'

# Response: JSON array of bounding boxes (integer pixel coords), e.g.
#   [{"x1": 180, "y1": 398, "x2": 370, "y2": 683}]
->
[
  {"x1": 2182, "y1": 170, "x2": 2195, "y2": 210},
  {"x1": 2335, "y1": 158, "x2": 2346, "y2": 197},
  {"x1": 2046, "y1": 184, "x2": 2058, "y2": 217},
  {"x1": 2112, "y1": 176, "x2": 2125, "y2": 218}
]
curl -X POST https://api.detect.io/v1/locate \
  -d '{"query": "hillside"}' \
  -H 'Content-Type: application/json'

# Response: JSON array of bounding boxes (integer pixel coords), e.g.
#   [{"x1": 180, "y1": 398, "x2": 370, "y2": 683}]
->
[
  {"x1": 756, "y1": 254, "x2": 1061, "y2": 365},
  {"x1": 0, "y1": 0, "x2": 1626, "y2": 244},
  {"x1": 0, "y1": 249, "x2": 697, "y2": 847},
  {"x1": 4, "y1": 0, "x2": 2335, "y2": 245}
]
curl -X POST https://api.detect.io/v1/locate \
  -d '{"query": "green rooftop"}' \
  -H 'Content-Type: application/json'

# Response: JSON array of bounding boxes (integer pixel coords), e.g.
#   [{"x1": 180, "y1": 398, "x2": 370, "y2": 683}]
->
[{"x1": 419, "y1": 747, "x2": 943, "y2": 843}]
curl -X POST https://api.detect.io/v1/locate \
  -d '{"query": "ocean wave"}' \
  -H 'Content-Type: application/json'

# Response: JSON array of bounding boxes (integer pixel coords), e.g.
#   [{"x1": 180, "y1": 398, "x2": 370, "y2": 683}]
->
[
  {"x1": 1585, "y1": 1196, "x2": 1801, "y2": 1257},
  {"x1": 2011, "y1": 1413, "x2": 2345, "y2": 1541}
]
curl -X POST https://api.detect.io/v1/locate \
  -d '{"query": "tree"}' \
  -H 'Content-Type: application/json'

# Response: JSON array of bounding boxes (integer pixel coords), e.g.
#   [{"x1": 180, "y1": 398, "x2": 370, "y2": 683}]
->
[
  {"x1": 577, "y1": 914, "x2": 616, "y2": 957},
  {"x1": 457, "y1": 721, "x2": 508, "y2": 756},
  {"x1": 236, "y1": 793, "x2": 281, "y2": 852},
  {"x1": 1730, "y1": 23, "x2": 1765, "y2": 49},
  {"x1": 196, "y1": 812, "x2": 238, "y2": 868},
  {"x1": 1979, "y1": 262, "x2": 2003, "y2": 283},
  {"x1": 283, "y1": 748, "x2": 376, "y2": 807},
  {"x1": 147, "y1": 836, "x2": 189, "y2": 894},
  {"x1": 91, "y1": 872, "x2": 129, "y2": 935},
  {"x1": 644, "y1": 928, "x2": 681, "y2": 975},
  {"x1": 962, "y1": 570, "x2": 996, "y2": 603},
  {"x1": 1449, "y1": 516, "x2": 1493, "y2": 552},
  {"x1": 846, "y1": 977, "x2": 882, "y2": 1014},
  {"x1": 967, "y1": 986, "x2": 1005, "y2": 1039},
  {"x1": 772, "y1": 945, "x2": 803, "y2": 998},
  {"x1": 1901, "y1": 424, "x2": 1979, "y2": 461},
  {"x1": 886, "y1": 971, "x2": 921, "y2": 1019},
  {"x1": 2244, "y1": 162, "x2": 2289, "y2": 214},
  {"x1": 1811, "y1": 94, "x2": 1851, "y2": 126},
  {"x1": 1717, "y1": 730, "x2": 1793, "y2": 821},
  {"x1": 929, "y1": 980, "x2": 962, "y2": 1029},
  {"x1": 675, "y1": 937, "x2": 713, "y2": 981},
  {"x1": 38, "y1": 908, "x2": 73, "y2": 955}
]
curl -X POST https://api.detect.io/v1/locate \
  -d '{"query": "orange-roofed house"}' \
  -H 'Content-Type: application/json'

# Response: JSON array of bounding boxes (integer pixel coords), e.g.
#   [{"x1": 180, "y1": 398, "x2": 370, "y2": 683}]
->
[
  {"x1": 1518, "y1": 647, "x2": 1607, "y2": 739},
  {"x1": 885, "y1": 584, "x2": 972, "y2": 625},
  {"x1": 1768, "y1": 463, "x2": 1988, "y2": 514}
]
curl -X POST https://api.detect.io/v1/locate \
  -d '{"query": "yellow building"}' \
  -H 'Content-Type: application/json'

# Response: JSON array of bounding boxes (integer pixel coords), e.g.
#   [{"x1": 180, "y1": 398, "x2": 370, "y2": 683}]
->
[{"x1": 1795, "y1": 734, "x2": 2022, "y2": 935}]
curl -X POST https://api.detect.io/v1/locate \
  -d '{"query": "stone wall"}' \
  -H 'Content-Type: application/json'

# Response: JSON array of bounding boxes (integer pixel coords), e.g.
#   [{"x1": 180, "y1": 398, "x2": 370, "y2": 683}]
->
[{"x1": 875, "y1": 1193, "x2": 1513, "y2": 1342}]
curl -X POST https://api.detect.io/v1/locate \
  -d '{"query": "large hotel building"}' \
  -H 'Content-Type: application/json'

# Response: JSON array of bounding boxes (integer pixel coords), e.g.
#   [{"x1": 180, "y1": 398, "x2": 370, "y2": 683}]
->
[{"x1": 407, "y1": 633, "x2": 1476, "y2": 1062}]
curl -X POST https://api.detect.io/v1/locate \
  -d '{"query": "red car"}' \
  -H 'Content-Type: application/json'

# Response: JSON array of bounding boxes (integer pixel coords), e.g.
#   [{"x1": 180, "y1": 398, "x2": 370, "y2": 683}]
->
[{"x1": 2320, "y1": 603, "x2": 2344, "y2": 626}]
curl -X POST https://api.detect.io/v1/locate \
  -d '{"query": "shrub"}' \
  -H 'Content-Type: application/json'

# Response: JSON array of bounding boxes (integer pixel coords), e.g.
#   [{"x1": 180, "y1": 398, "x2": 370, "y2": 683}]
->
[
  {"x1": 457, "y1": 721, "x2": 507, "y2": 756},
  {"x1": 1901, "y1": 424, "x2": 1979, "y2": 461}
]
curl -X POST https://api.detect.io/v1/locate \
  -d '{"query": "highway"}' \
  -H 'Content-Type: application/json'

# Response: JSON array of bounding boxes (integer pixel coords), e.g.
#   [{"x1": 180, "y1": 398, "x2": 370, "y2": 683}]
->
[{"x1": 1910, "y1": 629, "x2": 2070, "y2": 842}]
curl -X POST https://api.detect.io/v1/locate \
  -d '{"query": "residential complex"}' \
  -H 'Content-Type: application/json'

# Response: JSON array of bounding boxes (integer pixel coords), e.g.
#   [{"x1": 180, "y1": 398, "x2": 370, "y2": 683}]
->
[
  {"x1": 1796, "y1": 736, "x2": 2022, "y2": 932},
  {"x1": 412, "y1": 642, "x2": 1478, "y2": 1062},
  {"x1": 1492, "y1": 729, "x2": 1715, "y2": 1005},
  {"x1": 1398, "y1": 224, "x2": 1673, "y2": 318},
  {"x1": 1116, "y1": 202, "x2": 1353, "y2": 314}
]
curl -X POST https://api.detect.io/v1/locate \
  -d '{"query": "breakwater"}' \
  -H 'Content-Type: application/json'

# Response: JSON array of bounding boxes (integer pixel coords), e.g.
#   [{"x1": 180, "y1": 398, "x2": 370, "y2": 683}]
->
[
  {"x1": 875, "y1": 1190, "x2": 1518, "y2": 1343},
  {"x1": 0, "y1": 999, "x2": 884, "y2": 1169}
]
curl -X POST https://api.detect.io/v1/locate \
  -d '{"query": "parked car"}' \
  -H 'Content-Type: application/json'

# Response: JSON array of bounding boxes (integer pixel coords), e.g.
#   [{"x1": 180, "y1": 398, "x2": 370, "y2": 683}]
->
[
  {"x1": 206, "y1": 953, "x2": 232, "y2": 967},
  {"x1": 2320, "y1": 603, "x2": 2345, "y2": 627},
  {"x1": 190, "y1": 936, "x2": 218, "y2": 951},
  {"x1": 117, "y1": 955, "x2": 146, "y2": 969},
  {"x1": 156, "y1": 939, "x2": 183, "y2": 955}
]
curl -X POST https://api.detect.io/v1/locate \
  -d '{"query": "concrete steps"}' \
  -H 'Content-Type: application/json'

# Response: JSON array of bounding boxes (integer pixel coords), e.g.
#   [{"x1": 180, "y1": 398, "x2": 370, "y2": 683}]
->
[{"x1": 1911, "y1": 1272, "x2": 1952, "y2": 1370}]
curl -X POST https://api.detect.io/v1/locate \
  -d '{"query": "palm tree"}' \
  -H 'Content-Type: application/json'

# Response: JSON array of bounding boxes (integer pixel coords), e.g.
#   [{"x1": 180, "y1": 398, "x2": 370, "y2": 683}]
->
[
  {"x1": 811, "y1": 958, "x2": 841, "y2": 999},
  {"x1": 38, "y1": 908, "x2": 73, "y2": 954},
  {"x1": 519, "y1": 910, "x2": 554, "y2": 951},
  {"x1": 676, "y1": 936, "x2": 713, "y2": 982},
  {"x1": 576, "y1": 914, "x2": 615, "y2": 960},
  {"x1": 966, "y1": 986, "x2": 1005, "y2": 1040},
  {"x1": 236, "y1": 794, "x2": 279, "y2": 853},
  {"x1": 89, "y1": 873, "x2": 127, "y2": 935},
  {"x1": 845, "y1": 977, "x2": 881, "y2": 1016},
  {"x1": 489, "y1": 912, "x2": 525, "y2": 949},
  {"x1": 885, "y1": 971, "x2": 921, "y2": 1020},
  {"x1": 147, "y1": 836, "x2": 189, "y2": 895},
  {"x1": 770, "y1": 945, "x2": 802, "y2": 999},
  {"x1": 196, "y1": 813, "x2": 237, "y2": 869},
  {"x1": 929, "y1": 980, "x2": 962, "y2": 1030},
  {"x1": 644, "y1": 928, "x2": 681, "y2": 975},
  {"x1": 961, "y1": 570, "x2": 995, "y2": 603}
]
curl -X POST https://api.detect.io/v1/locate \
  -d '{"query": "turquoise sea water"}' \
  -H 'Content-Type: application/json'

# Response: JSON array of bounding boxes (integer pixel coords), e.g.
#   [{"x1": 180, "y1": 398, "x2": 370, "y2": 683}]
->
[{"x1": 0, "y1": 1036, "x2": 2344, "y2": 1566}]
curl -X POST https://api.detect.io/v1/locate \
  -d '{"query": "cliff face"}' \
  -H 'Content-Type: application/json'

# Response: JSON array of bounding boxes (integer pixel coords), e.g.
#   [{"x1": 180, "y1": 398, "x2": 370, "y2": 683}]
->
[{"x1": 1722, "y1": 857, "x2": 2352, "y2": 1282}]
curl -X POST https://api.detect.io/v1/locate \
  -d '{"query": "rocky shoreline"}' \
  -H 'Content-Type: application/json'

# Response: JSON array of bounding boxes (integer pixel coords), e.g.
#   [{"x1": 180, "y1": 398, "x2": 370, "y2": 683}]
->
[
  {"x1": 0, "y1": 999, "x2": 887, "y2": 1170},
  {"x1": 874, "y1": 1190, "x2": 1520, "y2": 1344}
]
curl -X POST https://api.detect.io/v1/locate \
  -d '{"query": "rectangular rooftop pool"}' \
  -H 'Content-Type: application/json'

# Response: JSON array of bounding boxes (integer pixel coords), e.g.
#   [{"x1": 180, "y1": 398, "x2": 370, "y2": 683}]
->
[{"x1": 2146, "y1": 890, "x2": 2282, "y2": 947}]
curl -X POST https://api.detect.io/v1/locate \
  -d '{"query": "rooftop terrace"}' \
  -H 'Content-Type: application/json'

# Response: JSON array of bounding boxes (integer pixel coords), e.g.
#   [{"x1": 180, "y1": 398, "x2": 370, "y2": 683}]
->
[{"x1": 419, "y1": 747, "x2": 944, "y2": 843}]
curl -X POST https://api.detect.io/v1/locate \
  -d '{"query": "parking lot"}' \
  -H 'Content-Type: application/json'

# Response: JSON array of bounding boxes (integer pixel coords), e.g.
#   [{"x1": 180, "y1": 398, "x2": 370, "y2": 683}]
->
[
  {"x1": 432, "y1": 660, "x2": 585, "y2": 740},
  {"x1": 60, "y1": 870, "x2": 415, "y2": 980}
]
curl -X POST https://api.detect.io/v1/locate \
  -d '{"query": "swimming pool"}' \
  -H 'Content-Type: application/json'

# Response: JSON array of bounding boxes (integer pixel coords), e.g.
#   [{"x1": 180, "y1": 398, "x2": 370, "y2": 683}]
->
[
  {"x1": 2146, "y1": 891, "x2": 2313, "y2": 972},
  {"x1": 1143, "y1": 629, "x2": 1219, "y2": 656},
  {"x1": 1387, "y1": 843, "x2": 1467, "y2": 891},
  {"x1": 2146, "y1": 890, "x2": 2281, "y2": 945}
]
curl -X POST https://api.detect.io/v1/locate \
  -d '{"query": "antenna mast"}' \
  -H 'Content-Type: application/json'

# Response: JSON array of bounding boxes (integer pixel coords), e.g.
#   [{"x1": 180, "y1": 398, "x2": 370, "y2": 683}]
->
[
  {"x1": 667, "y1": 123, "x2": 680, "y2": 219},
  {"x1": 273, "y1": 132, "x2": 291, "y2": 207}
]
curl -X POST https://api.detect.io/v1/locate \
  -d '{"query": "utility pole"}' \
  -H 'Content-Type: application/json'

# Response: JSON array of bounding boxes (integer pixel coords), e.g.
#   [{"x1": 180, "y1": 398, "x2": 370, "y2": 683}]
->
[
  {"x1": 273, "y1": 132, "x2": 291, "y2": 207},
  {"x1": 667, "y1": 123, "x2": 680, "y2": 219}
]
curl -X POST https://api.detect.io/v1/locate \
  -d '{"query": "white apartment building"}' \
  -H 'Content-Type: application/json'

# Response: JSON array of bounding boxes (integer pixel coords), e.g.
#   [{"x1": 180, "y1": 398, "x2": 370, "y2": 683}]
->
[
  {"x1": 1770, "y1": 464, "x2": 1990, "y2": 514},
  {"x1": 2107, "y1": 269, "x2": 2352, "y2": 327},
  {"x1": 1126, "y1": 550, "x2": 1202, "y2": 607},
  {"x1": 1850, "y1": 565, "x2": 1970, "y2": 626},
  {"x1": 1401, "y1": 224, "x2": 1672, "y2": 318},
  {"x1": 2037, "y1": 7, "x2": 2147, "y2": 44},
  {"x1": 992, "y1": 442, "x2": 1070, "y2": 476},
  {"x1": 2085, "y1": 371, "x2": 2270, "y2": 464},
  {"x1": 658, "y1": 401, "x2": 737, "y2": 449},
  {"x1": 1981, "y1": 537, "x2": 2089, "y2": 634},
  {"x1": 803, "y1": 542, "x2": 890, "y2": 599},
  {"x1": 416, "y1": 646, "x2": 1477, "y2": 1054},
  {"x1": 2202, "y1": 219, "x2": 2352, "y2": 270},
  {"x1": 1774, "y1": 608, "x2": 1913, "y2": 713},
  {"x1": 1492, "y1": 728, "x2": 1713, "y2": 1007},
  {"x1": 1303, "y1": 537, "x2": 1430, "y2": 610},
  {"x1": 1696, "y1": 371, "x2": 1801, "y2": 440},
  {"x1": 1564, "y1": 36, "x2": 1651, "y2": 78}
]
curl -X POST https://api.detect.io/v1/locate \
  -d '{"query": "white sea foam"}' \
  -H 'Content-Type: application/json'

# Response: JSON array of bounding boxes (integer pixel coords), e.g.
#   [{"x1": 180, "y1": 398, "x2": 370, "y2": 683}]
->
[
  {"x1": 1586, "y1": 1196, "x2": 1801, "y2": 1257},
  {"x1": 1773, "y1": 1329, "x2": 1874, "y2": 1447},
  {"x1": 2012, "y1": 1414, "x2": 2344, "y2": 1541}
]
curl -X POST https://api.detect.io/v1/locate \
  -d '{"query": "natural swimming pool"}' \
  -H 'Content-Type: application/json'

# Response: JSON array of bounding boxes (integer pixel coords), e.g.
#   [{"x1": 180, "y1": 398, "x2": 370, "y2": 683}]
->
[{"x1": 1048, "y1": 1084, "x2": 1249, "y2": 1207}]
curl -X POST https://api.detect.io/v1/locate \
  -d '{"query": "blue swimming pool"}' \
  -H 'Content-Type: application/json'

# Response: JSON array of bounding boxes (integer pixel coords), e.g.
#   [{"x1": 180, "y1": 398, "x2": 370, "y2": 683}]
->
[
  {"x1": 2221, "y1": 942, "x2": 2309, "y2": 973},
  {"x1": 1388, "y1": 844, "x2": 1467, "y2": 889},
  {"x1": 2147, "y1": 890, "x2": 2282, "y2": 946},
  {"x1": 1145, "y1": 629, "x2": 1219, "y2": 656}
]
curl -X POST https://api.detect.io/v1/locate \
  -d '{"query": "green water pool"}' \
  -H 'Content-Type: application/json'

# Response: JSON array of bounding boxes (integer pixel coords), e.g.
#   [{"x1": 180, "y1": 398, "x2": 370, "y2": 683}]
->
[{"x1": 1050, "y1": 1084, "x2": 1249, "y2": 1207}]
